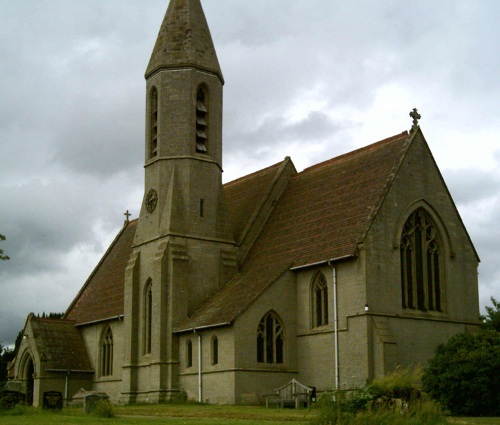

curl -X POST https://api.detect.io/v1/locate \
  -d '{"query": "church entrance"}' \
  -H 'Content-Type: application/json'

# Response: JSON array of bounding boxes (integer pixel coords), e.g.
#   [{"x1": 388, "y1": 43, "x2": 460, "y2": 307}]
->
[{"x1": 21, "y1": 353, "x2": 35, "y2": 405}]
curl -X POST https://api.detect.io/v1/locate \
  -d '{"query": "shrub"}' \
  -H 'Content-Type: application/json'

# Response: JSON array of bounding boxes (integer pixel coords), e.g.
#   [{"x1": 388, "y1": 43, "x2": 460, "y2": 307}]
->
[{"x1": 422, "y1": 329, "x2": 500, "y2": 416}]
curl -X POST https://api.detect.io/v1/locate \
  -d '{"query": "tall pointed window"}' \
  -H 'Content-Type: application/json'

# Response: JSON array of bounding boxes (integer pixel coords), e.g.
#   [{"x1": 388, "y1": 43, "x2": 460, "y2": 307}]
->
[
  {"x1": 186, "y1": 340, "x2": 193, "y2": 368},
  {"x1": 100, "y1": 326, "x2": 114, "y2": 377},
  {"x1": 195, "y1": 85, "x2": 208, "y2": 153},
  {"x1": 400, "y1": 208, "x2": 442, "y2": 312},
  {"x1": 149, "y1": 87, "x2": 158, "y2": 158},
  {"x1": 257, "y1": 311, "x2": 284, "y2": 364},
  {"x1": 311, "y1": 272, "x2": 329, "y2": 328},
  {"x1": 211, "y1": 336, "x2": 219, "y2": 365},
  {"x1": 143, "y1": 280, "x2": 152, "y2": 355}
]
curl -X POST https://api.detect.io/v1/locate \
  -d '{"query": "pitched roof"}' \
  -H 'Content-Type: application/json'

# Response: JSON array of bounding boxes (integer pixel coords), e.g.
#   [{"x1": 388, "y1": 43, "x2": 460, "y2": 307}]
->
[
  {"x1": 29, "y1": 316, "x2": 92, "y2": 372},
  {"x1": 224, "y1": 159, "x2": 290, "y2": 243},
  {"x1": 64, "y1": 220, "x2": 137, "y2": 324},
  {"x1": 145, "y1": 0, "x2": 223, "y2": 82},
  {"x1": 176, "y1": 131, "x2": 411, "y2": 331}
]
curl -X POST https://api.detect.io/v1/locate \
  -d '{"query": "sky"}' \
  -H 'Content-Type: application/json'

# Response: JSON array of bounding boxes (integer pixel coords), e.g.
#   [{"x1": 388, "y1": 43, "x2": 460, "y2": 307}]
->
[{"x1": 1, "y1": 0, "x2": 499, "y2": 347}]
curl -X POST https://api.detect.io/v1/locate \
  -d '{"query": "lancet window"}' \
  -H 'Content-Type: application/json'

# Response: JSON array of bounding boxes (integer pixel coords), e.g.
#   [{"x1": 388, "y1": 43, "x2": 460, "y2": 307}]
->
[
  {"x1": 257, "y1": 311, "x2": 284, "y2": 364},
  {"x1": 187, "y1": 340, "x2": 193, "y2": 368},
  {"x1": 100, "y1": 326, "x2": 114, "y2": 377},
  {"x1": 143, "y1": 280, "x2": 152, "y2": 355},
  {"x1": 400, "y1": 208, "x2": 442, "y2": 312},
  {"x1": 211, "y1": 336, "x2": 219, "y2": 365},
  {"x1": 312, "y1": 272, "x2": 329, "y2": 328}
]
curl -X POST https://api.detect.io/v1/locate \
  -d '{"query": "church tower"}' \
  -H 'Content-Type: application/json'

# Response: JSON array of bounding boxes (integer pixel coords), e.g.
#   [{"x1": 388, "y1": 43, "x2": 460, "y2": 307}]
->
[{"x1": 121, "y1": 0, "x2": 237, "y2": 403}]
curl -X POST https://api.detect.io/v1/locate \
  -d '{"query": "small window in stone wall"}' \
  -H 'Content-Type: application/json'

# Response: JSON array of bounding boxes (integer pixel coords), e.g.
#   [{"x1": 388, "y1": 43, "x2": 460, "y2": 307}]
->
[
  {"x1": 211, "y1": 336, "x2": 218, "y2": 365},
  {"x1": 400, "y1": 208, "x2": 442, "y2": 312},
  {"x1": 143, "y1": 280, "x2": 152, "y2": 355},
  {"x1": 100, "y1": 326, "x2": 113, "y2": 377},
  {"x1": 187, "y1": 340, "x2": 193, "y2": 368},
  {"x1": 257, "y1": 311, "x2": 284, "y2": 364},
  {"x1": 311, "y1": 272, "x2": 328, "y2": 328}
]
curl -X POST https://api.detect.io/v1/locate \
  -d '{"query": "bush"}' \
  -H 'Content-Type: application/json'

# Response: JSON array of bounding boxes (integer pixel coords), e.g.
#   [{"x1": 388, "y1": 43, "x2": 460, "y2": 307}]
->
[
  {"x1": 368, "y1": 365, "x2": 422, "y2": 402},
  {"x1": 311, "y1": 366, "x2": 448, "y2": 424},
  {"x1": 422, "y1": 329, "x2": 500, "y2": 416}
]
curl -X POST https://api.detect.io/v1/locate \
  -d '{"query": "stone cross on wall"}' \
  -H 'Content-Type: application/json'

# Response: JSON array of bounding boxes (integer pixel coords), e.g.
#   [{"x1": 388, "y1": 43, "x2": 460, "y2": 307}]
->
[{"x1": 409, "y1": 108, "x2": 421, "y2": 132}]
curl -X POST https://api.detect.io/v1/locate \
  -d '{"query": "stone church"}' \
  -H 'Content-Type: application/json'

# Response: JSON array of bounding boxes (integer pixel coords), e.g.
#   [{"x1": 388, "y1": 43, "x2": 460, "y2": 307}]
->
[{"x1": 11, "y1": 0, "x2": 480, "y2": 407}]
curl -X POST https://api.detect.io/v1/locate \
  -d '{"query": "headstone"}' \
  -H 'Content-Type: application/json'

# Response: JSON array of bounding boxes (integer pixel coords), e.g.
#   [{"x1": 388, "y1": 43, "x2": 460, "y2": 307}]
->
[
  {"x1": 0, "y1": 390, "x2": 25, "y2": 408},
  {"x1": 84, "y1": 393, "x2": 108, "y2": 414},
  {"x1": 43, "y1": 391, "x2": 63, "y2": 410}
]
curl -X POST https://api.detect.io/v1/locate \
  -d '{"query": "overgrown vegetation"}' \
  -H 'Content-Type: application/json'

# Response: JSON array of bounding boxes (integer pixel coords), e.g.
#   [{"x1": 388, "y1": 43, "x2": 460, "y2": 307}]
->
[
  {"x1": 0, "y1": 233, "x2": 9, "y2": 261},
  {"x1": 312, "y1": 366, "x2": 448, "y2": 425},
  {"x1": 481, "y1": 296, "x2": 500, "y2": 332}
]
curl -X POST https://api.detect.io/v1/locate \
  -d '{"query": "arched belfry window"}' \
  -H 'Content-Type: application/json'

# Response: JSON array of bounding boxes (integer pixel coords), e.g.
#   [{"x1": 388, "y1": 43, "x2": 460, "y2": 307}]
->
[
  {"x1": 143, "y1": 279, "x2": 153, "y2": 355},
  {"x1": 100, "y1": 326, "x2": 114, "y2": 377},
  {"x1": 257, "y1": 311, "x2": 284, "y2": 365},
  {"x1": 149, "y1": 87, "x2": 158, "y2": 158},
  {"x1": 195, "y1": 85, "x2": 208, "y2": 153},
  {"x1": 311, "y1": 272, "x2": 329, "y2": 328},
  {"x1": 400, "y1": 208, "x2": 442, "y2": 312}
]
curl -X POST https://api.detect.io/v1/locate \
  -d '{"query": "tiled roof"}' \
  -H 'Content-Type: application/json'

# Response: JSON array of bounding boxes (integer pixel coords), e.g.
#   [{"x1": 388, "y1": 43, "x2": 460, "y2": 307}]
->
[
  {"x1": 64, "y1": 220, "x2": 137, "y2": 324},
  {"x1": 30, "y1": 316, "x2": 92, "y2": 372},
  {"x1": 224, "y1": 159, "x2": 289, "y2": 243},
  {"x1": 176, "y1": 131, "x2": 411, "y2": 331}
]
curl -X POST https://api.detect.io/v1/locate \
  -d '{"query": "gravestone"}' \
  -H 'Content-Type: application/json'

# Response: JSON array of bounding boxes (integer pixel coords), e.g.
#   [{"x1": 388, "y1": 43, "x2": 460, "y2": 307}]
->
[
  {"x1": 0, "y1": 390, "x2": 25, "y2": 408},
  {"x1": 84, "y1": 393, "x2": 108, "y2": 414},
  {"x1": 43, "y1": 391, "x2": 63, "y2": 410}
]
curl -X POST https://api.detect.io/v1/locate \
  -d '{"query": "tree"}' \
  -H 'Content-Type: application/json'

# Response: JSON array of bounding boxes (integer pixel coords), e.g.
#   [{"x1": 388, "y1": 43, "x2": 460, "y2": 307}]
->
[
  {"x1": 422, "y1": 329, "x2": 500, "y2": 416},
  {"x1": 0, "y1": 234, "x2": 9, "y2": 261},
  {"x1": 482, "y1": 296, "x2": 500, "y2": 332}
]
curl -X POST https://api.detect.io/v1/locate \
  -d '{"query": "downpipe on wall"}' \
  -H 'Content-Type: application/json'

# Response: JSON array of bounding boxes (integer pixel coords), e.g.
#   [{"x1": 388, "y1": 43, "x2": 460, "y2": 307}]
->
[{"x1": 328, "y1": 262, "x2": 339, "y2": 391}]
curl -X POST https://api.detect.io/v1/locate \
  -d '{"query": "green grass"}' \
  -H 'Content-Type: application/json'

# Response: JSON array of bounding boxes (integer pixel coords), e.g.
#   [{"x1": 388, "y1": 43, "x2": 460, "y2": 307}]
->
[{"x1": 0, "y1": 403, "x2": 497, "y2": 424}]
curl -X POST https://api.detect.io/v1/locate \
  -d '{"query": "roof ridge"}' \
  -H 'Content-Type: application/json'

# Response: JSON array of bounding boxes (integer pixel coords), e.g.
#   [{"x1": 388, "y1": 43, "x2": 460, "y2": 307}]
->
[
  {"x1": 301, "y1": 131, "x2": 409, "y2": 175},
  {"x1": 34, "y1": 317, "x2": 76, "y2": 324},
  {"x1": 224, "y1": 157, "x2": 291, "y2": 187}
]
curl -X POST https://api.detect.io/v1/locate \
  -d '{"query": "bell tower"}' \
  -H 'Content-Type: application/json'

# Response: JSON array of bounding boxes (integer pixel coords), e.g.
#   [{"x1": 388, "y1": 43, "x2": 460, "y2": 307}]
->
[{"x1": 121, "y1": 0, "x2": 237, "y2": 404}]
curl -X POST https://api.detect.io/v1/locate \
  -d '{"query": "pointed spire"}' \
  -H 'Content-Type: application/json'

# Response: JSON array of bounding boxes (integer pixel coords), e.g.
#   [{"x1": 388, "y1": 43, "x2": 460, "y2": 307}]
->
[{"x1": 146, "y1": 0, "x2": 223, "y2": 83}]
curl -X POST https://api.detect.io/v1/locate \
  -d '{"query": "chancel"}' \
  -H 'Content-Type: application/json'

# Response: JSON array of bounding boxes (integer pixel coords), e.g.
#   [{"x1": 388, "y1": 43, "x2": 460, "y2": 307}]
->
[{"x1": 9, "y1": 0, "x2": 480, "y2": 407}]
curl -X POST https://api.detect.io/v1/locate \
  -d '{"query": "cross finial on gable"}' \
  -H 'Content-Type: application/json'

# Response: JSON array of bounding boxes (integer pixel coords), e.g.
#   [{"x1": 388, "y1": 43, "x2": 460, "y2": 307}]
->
[
  {"x1": 124, "y1": 210, "x2": 131, "y2": 224},
  {"x1": 409, "y1": 108, "x2": 421, "y2": 132}
]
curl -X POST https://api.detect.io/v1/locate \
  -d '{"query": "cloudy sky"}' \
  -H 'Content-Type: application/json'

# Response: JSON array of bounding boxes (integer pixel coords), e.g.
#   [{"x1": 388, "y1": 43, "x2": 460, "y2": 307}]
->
[{"x1": 1, "y1": 0, "x2": 499, "y2": 347}]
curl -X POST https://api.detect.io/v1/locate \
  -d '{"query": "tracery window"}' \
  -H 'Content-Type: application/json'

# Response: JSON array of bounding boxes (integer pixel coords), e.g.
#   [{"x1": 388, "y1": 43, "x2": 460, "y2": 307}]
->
[
  {"x1": 257, "y1": 311, "x2": 284, "y2": 364},
  {"x1": 187, "y1": 340, "x2": 193, "y2": 368},
  {"x1": 312, "y1": 272, "x2": 329, "y2": 328},
  {"x1": 195, "y1": 85, "x2": 208, "y2": 153},
  {"x1": 211, "y1": 336, "x2": 219, "y2": 365},
  {"x1": 143, "y1": 279, "x2": 152, "y2": 355},
  {"x1": 400, "y1": 208, "x2": 442, "y2": 312},
  {"x1": 149, "y1": 87, "x2": 158, "y2": 158},
  {"x1": 100, "y1": 326, "x2": 113, "y2": 377}
]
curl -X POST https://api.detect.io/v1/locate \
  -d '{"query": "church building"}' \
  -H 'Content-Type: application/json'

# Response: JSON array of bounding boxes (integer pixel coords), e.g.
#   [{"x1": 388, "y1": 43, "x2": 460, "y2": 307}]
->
[{"x1": 11, "y1": 0, "x2": 480, "y2": 406}]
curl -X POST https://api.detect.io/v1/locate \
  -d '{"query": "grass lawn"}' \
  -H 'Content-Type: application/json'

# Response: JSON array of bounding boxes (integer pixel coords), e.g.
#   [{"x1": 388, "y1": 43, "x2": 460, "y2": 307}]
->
[{"x1": 1, "y1": 404, "x2": 498, "y2": 424}]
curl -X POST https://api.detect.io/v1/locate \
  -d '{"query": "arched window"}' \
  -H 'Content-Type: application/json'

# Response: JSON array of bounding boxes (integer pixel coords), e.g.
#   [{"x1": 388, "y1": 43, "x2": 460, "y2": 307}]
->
[
  {"x1": 186, "y1": 340, "x2": 193, "y2": 368},
  {"x1": 100, "y1": 326, "x2": 114, "y2": 377},
  {"x1": 143, "y1": 279, "x2": 152, "y2": 355},
  {"x1": 311, "y1": 272, "x2": 328, "y2": 328},
  {"x1": 149, "y1": 87, "x2": 158, "y2": 158},
  {"x1": 195, "y1": 85, "x2": 208, "y2": 153},
  {"x1": 211, "y1": 336, "x2": 219, "y2": 365},
  {"x1": 257, "y1": 311, "x2": 284, "y2": 364},
  {"x1": 400, "y1": 208, "x2": 442, "y2": 312}
]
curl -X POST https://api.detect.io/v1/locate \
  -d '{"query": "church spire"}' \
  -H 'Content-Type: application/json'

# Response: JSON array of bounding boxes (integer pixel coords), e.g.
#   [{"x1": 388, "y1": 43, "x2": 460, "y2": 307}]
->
[{"x1": 145, "y1": 0, "x2": 223, "y2": 83}]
